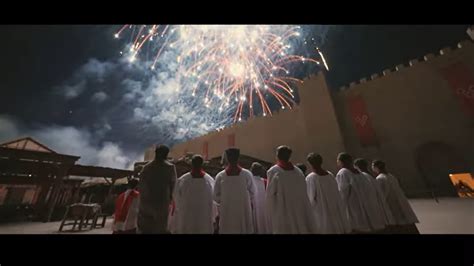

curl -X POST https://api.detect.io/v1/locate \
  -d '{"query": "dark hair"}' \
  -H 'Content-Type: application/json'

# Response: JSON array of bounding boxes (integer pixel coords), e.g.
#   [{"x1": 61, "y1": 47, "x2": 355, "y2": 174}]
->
[
  {"x1": 155, "y1": 144, "x2": 170, "y2": 161},
  {"x1": 307, "y1": 153, "x2": 323, "y2": 167},
  {"x1": 296, "y1": 163, "x2": 307, "y2": 174},
  {"x1": 372, "y1": 160, "x2": 386, "y2": 172},
  {"x1": 354, "y1": 158, "x2": 369, "y2": 172},
  {"x1": 337, "y1": 152, "x2": 353, "y2": 166},
  {"x1": 250, "y1": 162, "x2": 265, "y2": 176},
  {"x1": 191, "y1": 154, "x2": 204, "y2": 168},
  {"x1": 128, "y1": 178, "x2": 139, "y2": 189},
  {"x1": 276, "y1": 145, "x2": 292, "y2": 162},
  {"x1": 225, "y1": 148, "x2": 240, "y2": 164}
]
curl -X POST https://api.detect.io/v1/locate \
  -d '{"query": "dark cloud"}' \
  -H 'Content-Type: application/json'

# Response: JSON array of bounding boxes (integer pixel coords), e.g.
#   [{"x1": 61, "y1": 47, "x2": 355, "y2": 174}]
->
[{"x1": 0, "y1": 115, "x2": 139, "y2": 169}]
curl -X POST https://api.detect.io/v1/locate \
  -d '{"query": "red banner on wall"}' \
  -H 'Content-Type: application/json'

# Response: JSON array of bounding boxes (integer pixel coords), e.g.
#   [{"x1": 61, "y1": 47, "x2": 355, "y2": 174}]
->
[
  {"x1": 347, "y1": 95, "x2": 378, "y2": 147},
  {"x1": 202, "y1": 141, "x2": 209, "y2": 160},
  {"x1": 227, "y1": 133, "x2": 235, "y2": 147},
  {"x1": 440, "y1": 62, "x2": 474, "y2": 117}
]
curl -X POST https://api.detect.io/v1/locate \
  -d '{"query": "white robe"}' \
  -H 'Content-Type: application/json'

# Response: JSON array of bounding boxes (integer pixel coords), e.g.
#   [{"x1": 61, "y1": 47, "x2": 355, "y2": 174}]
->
[
  {"x1": 266, "y1": 165, "x2": 317, "y2": 234},
  {"x1": 361, "y1": 172, "x2": 395, "y2": 226},
  {"x1": 251, "y1": 175, "x2": 269, "y2": 234},
  {"x1": 306, "y1": 171, "x2": 352, "y2": 234},
  {"x1": 213, "y1": 168, "x2": 255, "y2": 234},
  {"x1": 376, "y1": 173, "x2": 419, "y2": 225},
  {"x1": 335, "y1": 168, "x2": 372, "y2": 232},
  {"x1": 357, "y1": 172, "x2": 386, "y2": 231},
  {"x1": 172, "y1": 172, "x2": 217, "y2": 234}
]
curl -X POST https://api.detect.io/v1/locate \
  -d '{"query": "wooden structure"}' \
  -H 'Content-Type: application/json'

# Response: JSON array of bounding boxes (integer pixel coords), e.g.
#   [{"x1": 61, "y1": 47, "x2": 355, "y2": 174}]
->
[
  {"x1": 78, "y1": 177, "x2": 130, "y2": 214},
  {"x1": 59, "y1": 203, "x2": 107, "y2": 232},
  {"x1": 0, "y1": 137, "x2": 133, "y2": 222}
]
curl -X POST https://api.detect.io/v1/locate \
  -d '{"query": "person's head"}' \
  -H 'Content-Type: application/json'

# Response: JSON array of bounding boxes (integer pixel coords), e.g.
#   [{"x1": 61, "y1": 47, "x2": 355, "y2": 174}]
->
[
  {"x1": 155, "y1": 144, "x2": 170, "y2": 161},
  {"x1": 307, "y1": 153, "x2": 323, "y2": 169},
  {"x1": 128, "y1": 178, "x2": 139, "y2": 190},
  {"x1": 276, "y1": 145, "x2": 292, "y2": 162},
  {"x1": 225, "y1": 148, "x2": 240, "y2": 165},
  {"x1": 296, "y1": 163, "x2": 307, "y2": 174},
  {"x1": 354, "y1": 158, "x2": 369, "y2": 173},
  {"x1": 337, "y1": 152, "x2": 353, "y2": 168},
  {"x1": 250, "y1": 162, "x2": 265, "y2": 177},
  {"x1": 372, "y1": 160, "x2": 386, "y2": 175},
  {"x1": 191, "y1": 154, "x2": 204, "y2": 169}
]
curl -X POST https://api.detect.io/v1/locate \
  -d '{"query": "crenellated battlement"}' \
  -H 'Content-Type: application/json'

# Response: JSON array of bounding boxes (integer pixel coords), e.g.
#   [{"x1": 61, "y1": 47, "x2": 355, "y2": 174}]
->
[
  {"x1": 202, "y1": 99, "x2": 302, "y2": 139},
  {"x1": 337, "y1": 39, "x2": 474, "y2": 92},
  {"x1": 166, "y1": 31, "x2": 474, "y2": 196},
  {"x1": 174, "y1": 38, "x2": 474, "y2": 151}
]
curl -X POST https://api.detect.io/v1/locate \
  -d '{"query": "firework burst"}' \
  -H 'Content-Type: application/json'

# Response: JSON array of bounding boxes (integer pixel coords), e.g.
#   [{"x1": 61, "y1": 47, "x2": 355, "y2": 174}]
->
[{"x1": 115, "y1": 25, "x2": 320, "y2": 124}]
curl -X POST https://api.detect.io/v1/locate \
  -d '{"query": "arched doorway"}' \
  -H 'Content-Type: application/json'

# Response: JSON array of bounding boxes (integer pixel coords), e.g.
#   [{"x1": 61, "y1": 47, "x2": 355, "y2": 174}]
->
[{"x1": 415, "y1": 141, "x2": 470, "y2": 197}]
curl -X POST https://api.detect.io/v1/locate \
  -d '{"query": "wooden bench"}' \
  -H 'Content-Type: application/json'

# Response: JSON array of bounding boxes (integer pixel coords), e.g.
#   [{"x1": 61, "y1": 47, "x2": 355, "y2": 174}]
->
[
  {"x1": 92, "y1": 212, "x2": 109, "y2": 229},
  {"x1": 58, "y1": 203, "x2": 101, "y2": 232}
]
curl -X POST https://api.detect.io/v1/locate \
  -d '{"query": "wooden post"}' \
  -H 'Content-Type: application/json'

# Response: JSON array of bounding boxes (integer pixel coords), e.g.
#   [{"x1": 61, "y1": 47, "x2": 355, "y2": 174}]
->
[
  {"x1": 72, "y1": 184, "x2": 81, "y2": 204},
  {"x1": 106, "y1": 177, "x2": 117, "y2": 203},
  {"x1": 45, "y1": 166, "x2": 69, "y2": 222}
]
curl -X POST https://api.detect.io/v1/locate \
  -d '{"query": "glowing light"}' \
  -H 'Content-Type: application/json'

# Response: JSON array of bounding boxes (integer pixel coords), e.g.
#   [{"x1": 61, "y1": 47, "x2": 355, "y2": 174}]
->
[
  {"x1": 228, "y1": 62, "x2": 245, "y2": 78},
  {"x1": 317, "y1": 47, "x2": 330, "y2": 71}
]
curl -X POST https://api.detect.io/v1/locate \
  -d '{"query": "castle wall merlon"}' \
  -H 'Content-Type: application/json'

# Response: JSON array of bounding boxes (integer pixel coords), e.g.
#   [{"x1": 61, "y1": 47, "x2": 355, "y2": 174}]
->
[
  {"x1": 424, "y1": 53, "x2": 435, "y2": 61},
  {"x1": 409, "y1": 59, "x2": 419, "y2": 66},
  {"x1": 458, "y1": 39, "x2": 473, "y2": 48},
  {"x1": 395, "y1": 64, "x2": 405, "y2": 71},
  {"x1": 382, "y1": 69, "x2": 392, "y2": 76},
  {"x1": 439, "y1": 47, "x2": 452, "y2": 55},
  {"x1": 468, "y1": 26, "x2": 474, "y2": 40}
]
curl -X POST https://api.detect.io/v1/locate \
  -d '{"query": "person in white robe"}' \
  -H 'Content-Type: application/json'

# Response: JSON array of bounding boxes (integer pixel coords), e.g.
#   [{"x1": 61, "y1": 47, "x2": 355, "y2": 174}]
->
[
  {"x1": 335, "y1": 152, "x2": 378, "y2": 233},
  {"x1": 250, "y1": 162, "x2": 269, "y2": 234},
  {"x1": 354, "y1": 158, "x2": 395, "y2": 228},
  {"x1": 266, "y1": 145, "x2": 317, "y2": 234},
  {"x1": 305, "y1": 153, "x2": 351, "y2": 234},
  {"x1": 372, "y1": 160, "x2": 419, "y2": 233},
  {"x1": 213, "y1": 148, "x2": 255, "y2": 234},
  {"x1": 344, "y1": 158, "x2": 386, "y2": 232},
  {"x1": 172, "y1": 155, "x2": 217, "y2": 234}
]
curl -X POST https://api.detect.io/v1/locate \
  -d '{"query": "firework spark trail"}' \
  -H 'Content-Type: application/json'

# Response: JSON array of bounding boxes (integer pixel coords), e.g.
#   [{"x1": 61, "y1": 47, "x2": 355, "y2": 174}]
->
[{"x1": 115, "y1": 25, "x2": 322, "y2": 137}]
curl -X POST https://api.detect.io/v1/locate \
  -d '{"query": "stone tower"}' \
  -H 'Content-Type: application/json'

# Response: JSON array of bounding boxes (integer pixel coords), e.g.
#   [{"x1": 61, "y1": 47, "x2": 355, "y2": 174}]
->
[{"x1": 297, "y1": 71, "x2": 346, "y2": 171}]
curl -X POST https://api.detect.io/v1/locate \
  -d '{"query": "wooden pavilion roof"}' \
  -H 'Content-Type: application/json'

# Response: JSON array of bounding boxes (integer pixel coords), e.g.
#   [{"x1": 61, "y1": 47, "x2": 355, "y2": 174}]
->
[
  {"x1": 0, "y1": 137, "x2": 79, "y2": 164},
  {"x1": 1, "y1": 137, "x2": 57, "y2": 153},
  {"x1": 69, "y1": 164, "x2": 133, "y2": 179},
  {"x1": 0, "y1": 137, "x2": 132, "y2": 179}
]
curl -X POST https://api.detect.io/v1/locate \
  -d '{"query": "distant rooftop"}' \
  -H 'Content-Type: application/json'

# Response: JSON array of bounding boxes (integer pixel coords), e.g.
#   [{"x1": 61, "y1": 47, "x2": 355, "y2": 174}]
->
[{"x1": 0, "y1": 137, "x2": 56, "y2": 153}]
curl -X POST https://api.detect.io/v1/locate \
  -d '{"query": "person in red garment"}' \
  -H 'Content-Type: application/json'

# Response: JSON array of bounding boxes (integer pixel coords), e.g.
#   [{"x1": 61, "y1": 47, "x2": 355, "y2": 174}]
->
[{"x1": 113, "y1": 179, "x2": 140, "y2": 234}]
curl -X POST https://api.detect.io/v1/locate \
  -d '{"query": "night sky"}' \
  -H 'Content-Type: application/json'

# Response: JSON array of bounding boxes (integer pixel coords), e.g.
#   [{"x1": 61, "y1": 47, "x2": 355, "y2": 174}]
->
[{"x1": 0, "y1": 25, "x2": 469, "y2": 168}]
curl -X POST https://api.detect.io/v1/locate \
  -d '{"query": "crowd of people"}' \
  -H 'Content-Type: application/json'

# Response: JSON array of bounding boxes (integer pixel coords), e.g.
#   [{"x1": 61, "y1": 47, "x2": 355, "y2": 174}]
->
[{"x1": 112, "y1": 144, "x2": 419, "y2": 234}]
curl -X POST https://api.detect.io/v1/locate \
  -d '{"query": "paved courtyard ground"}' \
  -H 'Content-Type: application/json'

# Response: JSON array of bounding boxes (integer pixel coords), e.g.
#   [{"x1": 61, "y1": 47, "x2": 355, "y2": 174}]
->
[{"x1": 0, "y1": 197, "x2": 472, "y2": 234}]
